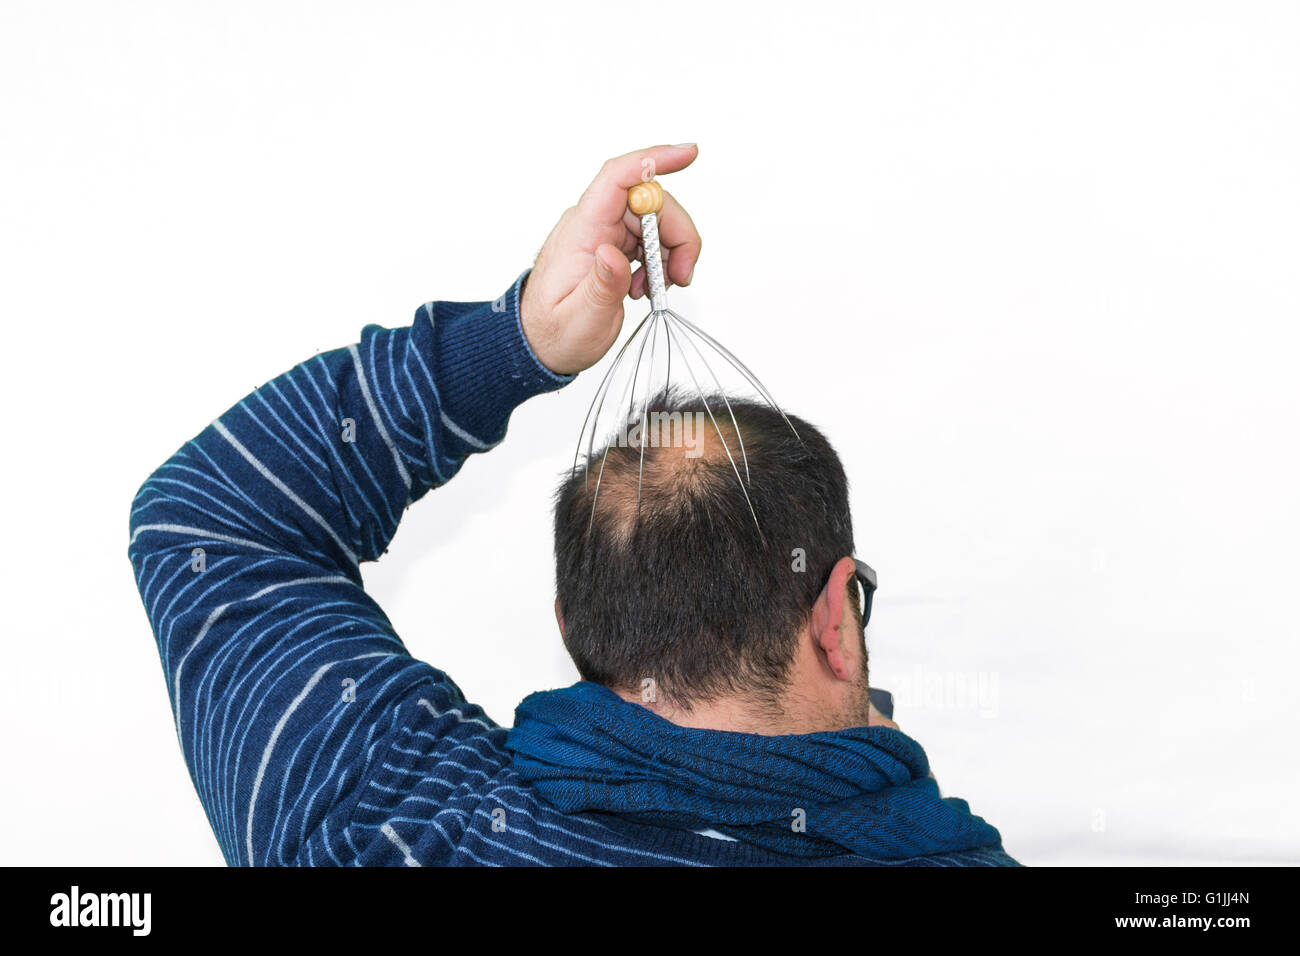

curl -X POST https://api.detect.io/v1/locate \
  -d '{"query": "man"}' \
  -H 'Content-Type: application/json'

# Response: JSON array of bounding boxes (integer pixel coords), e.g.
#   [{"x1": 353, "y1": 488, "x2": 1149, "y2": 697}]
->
[{"x1": 128, "y1": 145, "x2": 1017, "y2": 866}]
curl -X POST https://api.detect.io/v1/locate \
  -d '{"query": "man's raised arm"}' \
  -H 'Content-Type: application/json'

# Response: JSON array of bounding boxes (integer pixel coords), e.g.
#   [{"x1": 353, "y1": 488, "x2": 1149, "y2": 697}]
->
[
  {"x1": 126, "y1": 145, "x2": 703, "y2": 865},
  {"x1": 127, "y1": 274, "x2": 572, "y2": 864}
]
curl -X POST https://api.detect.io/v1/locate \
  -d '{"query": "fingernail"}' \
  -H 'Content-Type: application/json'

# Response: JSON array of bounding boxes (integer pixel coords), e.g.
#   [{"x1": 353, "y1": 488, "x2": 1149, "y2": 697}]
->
[
  {"x1": 595, "y1": 254, "x2": 612, "y2": 279},
  {"x1": 686, "y1": 266, "x2": 695, "y2": 285},
  {"x1": 674, "y1": 142, "x2": 697, "y2": 149}
]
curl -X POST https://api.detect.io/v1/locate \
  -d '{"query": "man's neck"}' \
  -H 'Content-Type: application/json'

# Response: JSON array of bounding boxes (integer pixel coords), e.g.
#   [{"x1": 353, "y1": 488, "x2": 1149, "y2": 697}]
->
[{"x1": 610, "y1": 687, "x2": 840, "y2": 736}]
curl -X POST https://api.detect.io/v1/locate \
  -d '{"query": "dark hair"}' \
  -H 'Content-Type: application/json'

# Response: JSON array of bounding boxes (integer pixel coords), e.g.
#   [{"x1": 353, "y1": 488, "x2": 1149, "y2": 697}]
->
[{"x1": 553, "y1": 390, "x2": 855, "y2": 710}]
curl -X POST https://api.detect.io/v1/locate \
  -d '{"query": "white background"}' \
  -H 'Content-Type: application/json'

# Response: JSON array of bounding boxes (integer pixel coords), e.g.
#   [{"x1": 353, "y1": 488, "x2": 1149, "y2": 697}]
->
[{"x1": 1, "y1": 1, "x2": 1296, "y2": 866}]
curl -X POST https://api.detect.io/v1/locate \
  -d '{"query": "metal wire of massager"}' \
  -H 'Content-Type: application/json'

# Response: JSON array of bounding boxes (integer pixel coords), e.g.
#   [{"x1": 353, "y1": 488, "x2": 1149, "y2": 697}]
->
[{"x1": 572, "y1": 178, "x2": 800, "y2": 538}]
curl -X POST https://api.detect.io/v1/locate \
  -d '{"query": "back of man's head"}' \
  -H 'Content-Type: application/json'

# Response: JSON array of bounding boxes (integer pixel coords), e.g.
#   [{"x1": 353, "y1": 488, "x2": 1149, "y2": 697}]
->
[{"x1": 553, "y1": 391, "x2": 855, "y2": 713}]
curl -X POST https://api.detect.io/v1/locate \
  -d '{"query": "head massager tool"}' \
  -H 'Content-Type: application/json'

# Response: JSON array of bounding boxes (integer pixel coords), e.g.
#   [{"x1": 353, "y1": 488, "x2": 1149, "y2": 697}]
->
[{"x1": 572, "y1": 177, "x2": 800, "y2": 537}]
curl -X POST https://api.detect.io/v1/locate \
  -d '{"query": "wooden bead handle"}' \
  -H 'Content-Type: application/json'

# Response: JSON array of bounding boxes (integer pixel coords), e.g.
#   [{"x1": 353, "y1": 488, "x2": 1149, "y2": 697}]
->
[
  {"x1": 629, "y1": 180, "x2": 669, "y2": 310},
  {"x1": 627, "y1": 180, "x2": 664, "y2": 216}
]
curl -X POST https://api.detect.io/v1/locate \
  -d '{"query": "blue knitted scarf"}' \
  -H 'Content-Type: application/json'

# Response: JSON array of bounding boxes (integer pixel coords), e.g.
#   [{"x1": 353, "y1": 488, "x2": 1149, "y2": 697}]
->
[{"x1": 507, "y1": 681, "x2": 1004, "y2": 860}]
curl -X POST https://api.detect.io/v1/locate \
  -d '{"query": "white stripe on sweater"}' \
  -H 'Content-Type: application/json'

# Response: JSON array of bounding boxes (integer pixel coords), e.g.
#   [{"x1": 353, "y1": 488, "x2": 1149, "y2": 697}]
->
[
  {"x1": 380, "y1": 823, "x2": 421, "y2": 866},
  {"x1": 348, "y1": 344, "x2": 412, "y2": 490},
  {"x1": 129, "y1": 523, "x2": 277, "y2": 553},
  {"x1": 213, "y1": 420, "x2": 358, "y2": 565},
  {"x1": 245, "y1": 651, "x2": 391, "y2": 865}
]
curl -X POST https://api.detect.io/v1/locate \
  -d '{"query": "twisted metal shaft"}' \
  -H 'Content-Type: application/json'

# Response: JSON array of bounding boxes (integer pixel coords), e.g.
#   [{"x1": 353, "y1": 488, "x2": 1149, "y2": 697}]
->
[{"x1": 640, "y1": 212, "x2": 668, "y2": 313}]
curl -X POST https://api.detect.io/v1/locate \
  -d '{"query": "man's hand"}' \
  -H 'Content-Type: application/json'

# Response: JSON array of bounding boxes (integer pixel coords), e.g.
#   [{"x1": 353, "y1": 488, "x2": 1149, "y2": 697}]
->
[
  {"x1": 520, "y1": 145, "x2": 702, "y2": 376},
  {"x1": 868, "y1": 700, "x2": 899, "y2": 731}
]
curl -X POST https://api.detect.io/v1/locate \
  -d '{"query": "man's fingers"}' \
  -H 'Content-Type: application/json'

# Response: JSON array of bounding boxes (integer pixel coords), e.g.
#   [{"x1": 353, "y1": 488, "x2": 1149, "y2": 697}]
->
[
  {"x1": 579, "y1": 144, "x2": 699, "y2": 222},
  {"x1": 620, "y1": 190, "x2": 699, "y2": 288},
  {"x1": 655, "y1": 190, "x2": 701, "y2": 286}
]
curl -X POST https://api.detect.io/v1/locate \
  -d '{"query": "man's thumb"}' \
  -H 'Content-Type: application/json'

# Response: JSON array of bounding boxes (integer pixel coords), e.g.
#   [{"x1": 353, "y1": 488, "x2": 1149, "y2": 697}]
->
[{"x1": 581, "y1": 244, "x2": 631, "y2": 313}]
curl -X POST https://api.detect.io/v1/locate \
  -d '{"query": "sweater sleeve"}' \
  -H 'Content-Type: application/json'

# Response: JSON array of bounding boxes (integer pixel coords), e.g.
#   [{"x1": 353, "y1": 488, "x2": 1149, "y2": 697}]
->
[{"x1": 127, "y1": 270, "x2": 572, "y2": 865}]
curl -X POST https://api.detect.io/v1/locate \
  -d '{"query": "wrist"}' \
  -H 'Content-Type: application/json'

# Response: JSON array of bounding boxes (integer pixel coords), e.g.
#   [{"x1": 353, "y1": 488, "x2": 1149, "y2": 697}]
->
[
  {"x1": 423, "y1": 270, "x2": 573, "y2": 448},
  {"x1": 519, "y1": 271, "x2": 573, "y2": 376},
  {"x1": 518, "y1": 271, "x2": 547, "y2": 364}
]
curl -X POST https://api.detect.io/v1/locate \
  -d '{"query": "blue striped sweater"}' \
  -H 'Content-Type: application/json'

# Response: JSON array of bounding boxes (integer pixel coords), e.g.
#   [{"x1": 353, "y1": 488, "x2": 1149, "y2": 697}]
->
[{"x1": 128, "y1": 271, "x2": 1018, "y2": 867}]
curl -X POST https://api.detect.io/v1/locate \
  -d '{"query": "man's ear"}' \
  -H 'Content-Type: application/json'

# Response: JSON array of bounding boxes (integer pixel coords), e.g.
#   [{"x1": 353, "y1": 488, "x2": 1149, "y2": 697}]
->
[
  {"x1": 554, "y1": 598, "x2": 565, "y2": 638},
  {"x1": 809, "y1": 556, "x2": 859, "y2": 682}
]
